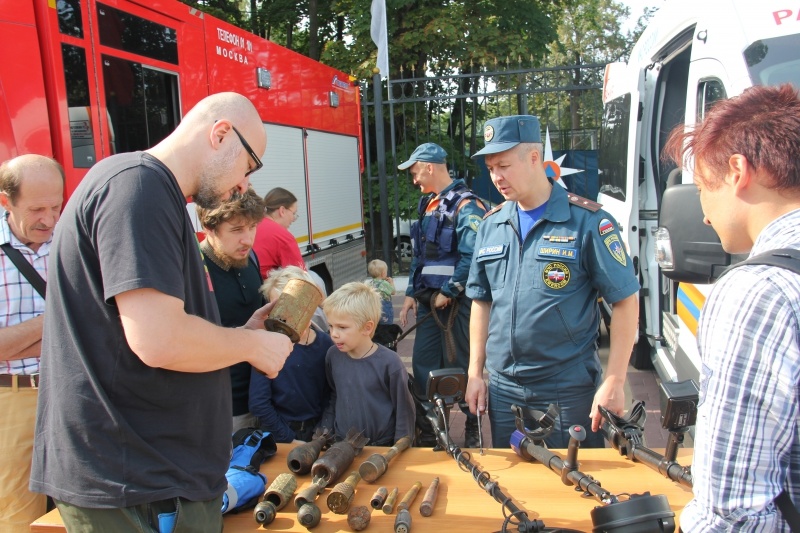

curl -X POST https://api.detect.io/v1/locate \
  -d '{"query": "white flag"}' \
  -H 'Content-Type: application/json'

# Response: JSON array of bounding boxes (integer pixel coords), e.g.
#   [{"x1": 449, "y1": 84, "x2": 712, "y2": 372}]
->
[{"x1": 370, "y1": 0, "x2": 389, "y2": 78}]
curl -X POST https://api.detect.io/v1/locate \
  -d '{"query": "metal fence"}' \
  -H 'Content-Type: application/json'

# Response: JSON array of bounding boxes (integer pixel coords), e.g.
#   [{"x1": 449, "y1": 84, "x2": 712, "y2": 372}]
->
[{"x1": 361, "y1": 62, "x2": 606, "y2": 272}]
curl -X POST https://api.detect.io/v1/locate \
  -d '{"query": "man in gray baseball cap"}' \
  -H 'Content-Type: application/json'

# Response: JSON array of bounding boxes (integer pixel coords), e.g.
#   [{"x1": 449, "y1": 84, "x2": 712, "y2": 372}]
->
[
  {"x1": 464, "y1": 115, "x2": 640, "y2": 450},
  {"x1": 397, "y1": 142, "x2": 448, "y2": 169},
  {"x1": 396, "y1": 141, "x2": 487, "y2": 448}
]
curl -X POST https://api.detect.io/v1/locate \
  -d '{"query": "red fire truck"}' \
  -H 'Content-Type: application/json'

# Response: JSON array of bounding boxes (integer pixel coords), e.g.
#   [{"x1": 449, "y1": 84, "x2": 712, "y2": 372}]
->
[{"x1": 0, "y1": 0, "x2": 366, "y2": 292}]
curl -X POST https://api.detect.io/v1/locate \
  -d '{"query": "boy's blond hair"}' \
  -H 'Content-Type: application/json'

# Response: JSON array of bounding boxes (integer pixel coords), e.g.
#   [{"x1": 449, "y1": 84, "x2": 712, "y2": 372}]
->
[
  {"x1": 367, "y1": 259, "x2": 388, "y2": 279},
  {"x1": 323, "y1": 282, "x2": 381, "y2": 332},
  {"x1": 260, "y1": 265, "x2": 314, "y2": 300}
]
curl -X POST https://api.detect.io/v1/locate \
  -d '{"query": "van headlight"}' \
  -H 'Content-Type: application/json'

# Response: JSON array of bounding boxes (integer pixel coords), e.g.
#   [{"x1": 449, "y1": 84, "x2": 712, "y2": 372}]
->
[{"x1": 654, "y1": 227, "x2": 674, "y2": 270}]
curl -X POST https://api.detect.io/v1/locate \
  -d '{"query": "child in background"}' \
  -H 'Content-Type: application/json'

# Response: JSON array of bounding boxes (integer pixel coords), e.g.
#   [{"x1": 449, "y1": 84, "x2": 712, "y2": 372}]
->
[
  {"x1": 365, "y1": 259, "x2": 395, "y2": 324},
  {"x1": 249, "y1": 266, "x2": 333, "y2": 443},
  {"x1": 319, "y1": 282, "x2": 415, "y2": 445}
]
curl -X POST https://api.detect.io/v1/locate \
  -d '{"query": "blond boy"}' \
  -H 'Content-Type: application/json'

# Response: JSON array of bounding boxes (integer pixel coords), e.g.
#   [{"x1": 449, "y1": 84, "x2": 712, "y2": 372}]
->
[
  {"x1": 319, "y1": 282, "x2": 415, "y2": 445},
  {"x1": 365, "y1": 259, "x2": 396, "y2": 324}
]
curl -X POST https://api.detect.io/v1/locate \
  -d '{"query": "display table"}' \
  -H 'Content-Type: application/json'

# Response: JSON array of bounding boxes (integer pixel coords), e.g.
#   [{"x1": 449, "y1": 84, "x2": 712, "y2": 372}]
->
[{"x1": 31, "y1": 444, "x2": 692, "y2": 532}]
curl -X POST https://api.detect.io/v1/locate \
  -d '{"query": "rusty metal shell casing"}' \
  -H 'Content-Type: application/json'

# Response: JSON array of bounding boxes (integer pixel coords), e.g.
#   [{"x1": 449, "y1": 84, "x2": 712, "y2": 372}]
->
[
  {"x1": 262, "y1": 472, "x2": 297, "y2": 511},
  {"x1": 347, "y1": 505, "x2": 372, "y2": 531},
  {"x1": 310, "y1": 429, "x2": 368, "y2": 486},
  {"x1": 264, "y1": 278, "x2": 323, "y2": 342},
  {"x1": 382, "y1": 487, "x2": 399, "y2": 514},
  {"x1": 327, "y1": 471, "x2": 361, "y2": 514},
  {"x1": 370, "y1": 486, "x2": 389, "y2": 510},
  {"x1": 358, "y1": 436, "x2": 412, "y2": 483},
  {"x1": 397, "y1": 481, "x2": 422, "y2": 512},
  {"x1": 419, "y1": 477, "x2": 440, "y2": 517},
  {"x1": 297, "y1": 502, "x2": 322, "y2": 529},
  {"x1": 394, "y1": 508, "x2": 412, "y2": 533},
  {"x1": 287, "y1": 430, "x2": 332, "y2": 475}
]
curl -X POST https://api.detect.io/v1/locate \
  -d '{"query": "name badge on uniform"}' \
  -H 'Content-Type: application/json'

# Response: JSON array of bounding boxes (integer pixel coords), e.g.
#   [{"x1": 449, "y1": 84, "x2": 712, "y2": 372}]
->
[
  {"x1": 478, "y1": 244, "x2": 506, "y2": 258},
  {"x1": 537, "y1": 246, "x2": 578, "y2": 262}
]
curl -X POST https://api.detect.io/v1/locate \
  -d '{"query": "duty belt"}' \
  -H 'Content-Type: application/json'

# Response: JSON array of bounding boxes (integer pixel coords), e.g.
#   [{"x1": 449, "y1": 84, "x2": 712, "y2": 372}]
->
[{"x1": 0, "y1": 374, "x2": 39, "y2": 389}]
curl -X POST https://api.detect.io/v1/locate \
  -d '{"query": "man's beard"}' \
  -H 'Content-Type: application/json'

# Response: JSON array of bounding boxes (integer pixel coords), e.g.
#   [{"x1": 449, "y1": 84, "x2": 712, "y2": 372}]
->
[{"x1": 209, "y1": 239, "x2": 250, "y2": 269}]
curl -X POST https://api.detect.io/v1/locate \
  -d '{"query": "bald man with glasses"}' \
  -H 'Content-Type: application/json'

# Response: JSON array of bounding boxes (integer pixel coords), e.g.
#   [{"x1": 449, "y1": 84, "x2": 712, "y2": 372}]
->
[{"x1": 31, "y1": 92, "x2": 293, "y2": 532}]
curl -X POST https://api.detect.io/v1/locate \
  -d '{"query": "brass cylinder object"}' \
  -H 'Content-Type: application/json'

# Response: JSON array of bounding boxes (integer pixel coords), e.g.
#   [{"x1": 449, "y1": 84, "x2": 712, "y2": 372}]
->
[
  {"x1": 264, "y1": 278, "x2": 323, "y2": 342},
  {"x1": 370, "y1": 486, "x2": 389, "y2": 510},
  {"x1": 382, "y1": 487, "x2": 399, "y2": 514},
  {"x1": 419, "y1": 477, "x2": 440, "y2": 517},
  {"x1": 397, "y1": 481, "x2": 422, "y2": 512},
  {"x1": 358, "y1": 436, "x2": 412, "y2": 483},
  {"x1": 262, "y1": 472, "x2": 297, "y2": 511},
  {"x1": 297, "y1": 502, "x2": 322, "y2": 529},
  {"x1": 347, "y1": 505, "x2": 372, "y2": 531},
  {"x1": 327, "y1": 471, "x2": 362, "y2": 514}
]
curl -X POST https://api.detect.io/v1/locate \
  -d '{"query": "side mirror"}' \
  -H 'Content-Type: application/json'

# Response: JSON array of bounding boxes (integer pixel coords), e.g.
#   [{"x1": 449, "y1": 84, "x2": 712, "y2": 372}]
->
[{"x1": 656, "y1": 184, "x2": 732, "y2": 283}]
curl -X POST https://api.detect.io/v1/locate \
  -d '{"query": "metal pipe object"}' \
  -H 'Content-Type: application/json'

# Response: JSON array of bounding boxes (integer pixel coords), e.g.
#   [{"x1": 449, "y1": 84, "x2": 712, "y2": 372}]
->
[
  {"x1": 262, "y1": 472, "x2": 297, "y2": 510},
  {"x1": 327, "y1": 471, "x2": 362, "y2": 514},
  {"x1": 358, "y1": 436, "x2": 412, "y2": 482},
  {"x1": 287, "y1": 429, "x2": 333, "y2": 475},
  {"x1": 347, "y1": 505, "x2": 372, "y2": 531},
  {"x1": 310, "y1": 428, "x2": 369, "y2": 486},
  {"x1": 382, "y1": 487, "x2": 399, "y2": 514},
  {"x1": 419, "y1": 477, "x2": 440, "y2": 517},
  {"x1": 370, "y1": 486, "x2": 389, "y2": 510},
  {"x1": 396, "y1": 481, "x2": 422, "y2": 512},
  {"x1": 394, "y1": 508, "x2": 412, "y2": 533},
  {"x1": 264, "y1": 278, "x2": 323, "y2": 342}
]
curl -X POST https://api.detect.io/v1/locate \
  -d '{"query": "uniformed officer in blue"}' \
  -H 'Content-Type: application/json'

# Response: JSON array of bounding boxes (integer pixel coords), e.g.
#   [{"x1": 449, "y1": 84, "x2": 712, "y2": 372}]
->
[
  {"x1": 464, "y1": 115, "x2": 639, "y2": 448},
  {"x1": 397, "y1": 142, "x2": 487, "y2": 447}
]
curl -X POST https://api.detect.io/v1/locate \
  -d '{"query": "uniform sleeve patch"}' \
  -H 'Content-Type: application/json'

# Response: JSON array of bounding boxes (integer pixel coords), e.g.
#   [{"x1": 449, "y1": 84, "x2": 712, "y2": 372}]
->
[
  {"x1": 542, "y1": 262, "x2": 570, "y2": 289},
  {"x1": 468, "y1": 214, "x2": 482, "y2": 232},
  {"x1": 604, "y1": 234, "x2": 627, "y2": 266},
  {"x1": 478, "y1": 244, "x2": 505, "y2": 257},
  {"x1": 599, "y1": 218, "x2": 614, "y2": 236}
]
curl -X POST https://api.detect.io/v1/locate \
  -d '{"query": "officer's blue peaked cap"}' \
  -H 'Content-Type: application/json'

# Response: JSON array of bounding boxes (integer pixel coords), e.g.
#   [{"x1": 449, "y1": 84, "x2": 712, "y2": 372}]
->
[
  {"x1": 472, "y1": 115, "x2": 542, "y2": 158},
  {"x1": 397, "y1": 142, "x2": 447, "y2": 170}
]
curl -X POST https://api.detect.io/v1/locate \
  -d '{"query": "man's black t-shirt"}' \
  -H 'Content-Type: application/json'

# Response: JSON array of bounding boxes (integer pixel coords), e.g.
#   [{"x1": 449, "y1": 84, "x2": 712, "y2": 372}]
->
[{"x1": 31, "y1": 153, "x2": 229, "y2": 508}]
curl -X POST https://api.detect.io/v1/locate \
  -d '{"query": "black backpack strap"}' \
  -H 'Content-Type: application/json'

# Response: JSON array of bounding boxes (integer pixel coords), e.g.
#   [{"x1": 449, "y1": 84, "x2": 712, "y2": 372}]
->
[
  {"x1": 0, "y1": 243, "x2": 46, "y2": 298},
  {"x1": 719, "y1": 248, "x2": 800, "y2": 280},
  {"x1": 776, "y1": 490, "x2": 800, "y2": 531}
]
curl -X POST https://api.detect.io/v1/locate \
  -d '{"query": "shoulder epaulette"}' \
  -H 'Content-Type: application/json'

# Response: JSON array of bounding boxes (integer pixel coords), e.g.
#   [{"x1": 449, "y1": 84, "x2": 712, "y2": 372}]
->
[
  {"x1": 567, "y1": 193, "x2": 602, "y2": 212},
  {"x1": 483, "y1": 202, "x2": 506, "y2": 219}
]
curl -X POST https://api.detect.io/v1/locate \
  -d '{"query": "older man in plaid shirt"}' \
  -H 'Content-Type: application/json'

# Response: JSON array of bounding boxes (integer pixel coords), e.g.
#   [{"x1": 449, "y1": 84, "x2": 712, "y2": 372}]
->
[{"x1": 0, "y1": 154, "x2": 64, "y2": 532}]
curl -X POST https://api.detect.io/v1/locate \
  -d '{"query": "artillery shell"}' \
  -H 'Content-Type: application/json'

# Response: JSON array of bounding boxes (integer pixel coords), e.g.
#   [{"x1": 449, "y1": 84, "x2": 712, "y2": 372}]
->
[
  {"x1": 419, "y1": 477, "x2": 440, "y2": 517},
  {"x1": 382, "y1": 487, "x2": 399, "y2": 514},
  {"x1": 397, "y1": 481, "x2": 422, "y2": 512},
  {"x1": 370, "y1": 486, "x2": 389, "y2": 510}
]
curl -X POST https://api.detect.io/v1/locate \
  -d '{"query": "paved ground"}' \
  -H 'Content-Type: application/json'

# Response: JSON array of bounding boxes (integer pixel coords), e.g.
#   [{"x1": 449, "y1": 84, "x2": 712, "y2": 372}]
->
[{"x1": 389, "y1": 277, "x2": 672, "y2": 450}]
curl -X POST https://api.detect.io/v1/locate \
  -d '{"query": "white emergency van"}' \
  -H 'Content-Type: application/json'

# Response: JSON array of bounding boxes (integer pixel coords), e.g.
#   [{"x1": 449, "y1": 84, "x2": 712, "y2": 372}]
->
[{"x1": 598, "y1": 1, "x2": 800, "y2": 384}]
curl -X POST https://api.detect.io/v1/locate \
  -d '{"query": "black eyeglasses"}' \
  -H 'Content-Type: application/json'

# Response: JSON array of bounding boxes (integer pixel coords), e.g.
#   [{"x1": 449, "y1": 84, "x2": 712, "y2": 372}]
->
[{"x1": 231, "y1": 125, "x2": 263, "y2": 177}]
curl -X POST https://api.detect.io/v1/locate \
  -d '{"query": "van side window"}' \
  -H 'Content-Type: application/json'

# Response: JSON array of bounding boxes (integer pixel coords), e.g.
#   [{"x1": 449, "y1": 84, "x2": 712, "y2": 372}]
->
[{"x1": 696, "y1": 80, "x2": 727, "y2": 122}]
